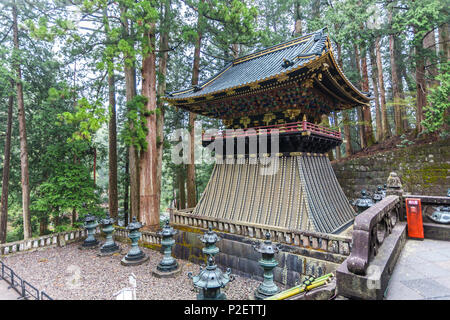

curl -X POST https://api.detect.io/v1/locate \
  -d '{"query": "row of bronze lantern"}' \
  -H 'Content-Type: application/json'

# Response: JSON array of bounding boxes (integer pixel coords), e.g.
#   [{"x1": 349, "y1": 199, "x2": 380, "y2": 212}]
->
[
  {"x1": 79, "y1": 214, "x2": 178, "y2": 274},
  {"x1": 80, "y1": 213, "x2": 283, "y2": 300}
]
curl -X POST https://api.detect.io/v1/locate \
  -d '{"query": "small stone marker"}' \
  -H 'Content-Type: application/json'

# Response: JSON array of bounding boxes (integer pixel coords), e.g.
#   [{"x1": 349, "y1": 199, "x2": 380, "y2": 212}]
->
[{"x1": 114, "y1": 273, "x2": 137, "y2": 300}]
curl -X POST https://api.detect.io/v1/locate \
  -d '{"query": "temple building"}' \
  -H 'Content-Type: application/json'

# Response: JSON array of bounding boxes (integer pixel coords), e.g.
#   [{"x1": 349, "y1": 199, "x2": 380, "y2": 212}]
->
[{"x1": 165, "y1": 28, "x2": 371, "y2": 235}]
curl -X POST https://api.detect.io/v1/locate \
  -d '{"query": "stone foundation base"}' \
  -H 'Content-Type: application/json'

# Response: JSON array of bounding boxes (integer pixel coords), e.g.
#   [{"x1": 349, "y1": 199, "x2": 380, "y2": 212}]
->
[
  {"x1": 152, "y1": 265, "x2": 183, "y2": 278},
  {"x1": 79, "y1": 241, "x2": 100, "y2": 250},
  {"x1": 98, "y1": 247, "x2": 122, "y2": 257},
  {"x1": 121, "y1": 254, "x2": 149, "y2": 266}
]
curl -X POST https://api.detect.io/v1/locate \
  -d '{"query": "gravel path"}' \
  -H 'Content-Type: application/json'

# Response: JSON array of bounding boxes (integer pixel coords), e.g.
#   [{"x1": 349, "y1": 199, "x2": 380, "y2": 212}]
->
[{"x1": 1, "y1": 242, "x2": 261, "y2": 300}]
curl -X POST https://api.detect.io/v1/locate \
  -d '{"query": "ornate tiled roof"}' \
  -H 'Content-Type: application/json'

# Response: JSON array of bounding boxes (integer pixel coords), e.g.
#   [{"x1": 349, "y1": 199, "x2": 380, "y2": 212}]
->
[{"x1": 164, "y1": 28, "x2": 371, "y2": 118}]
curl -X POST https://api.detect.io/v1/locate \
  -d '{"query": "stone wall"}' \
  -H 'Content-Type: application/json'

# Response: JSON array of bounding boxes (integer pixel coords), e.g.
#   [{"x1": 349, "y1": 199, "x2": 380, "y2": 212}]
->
[
  {"x1": 172, "y1": 226, "x2": 345, "y2": 288},
  {"x1": 332, "y1": 140, "x2": 450, "y2": 200}
]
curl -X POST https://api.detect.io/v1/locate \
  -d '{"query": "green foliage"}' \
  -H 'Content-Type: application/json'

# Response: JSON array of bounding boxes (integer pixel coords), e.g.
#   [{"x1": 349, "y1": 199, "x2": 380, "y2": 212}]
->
[
  {"x1": 123, "y1": 94, "x2": 150, "y2": 152},
  {"x1": 59, "y1": 97, "x2": 107, "y2": 142},
  {"x1": 423, "y1": 62, "x2": 450, "y2": 134}
]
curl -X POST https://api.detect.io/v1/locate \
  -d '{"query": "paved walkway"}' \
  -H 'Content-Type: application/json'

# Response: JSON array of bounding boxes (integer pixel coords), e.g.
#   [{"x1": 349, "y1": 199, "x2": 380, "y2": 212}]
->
[
  {"x1": 385, "y1": 239, "x2": 450, "y2": 300},
  {"x1": 0, "y1": 279, "x2": 21, "y2": 300}
]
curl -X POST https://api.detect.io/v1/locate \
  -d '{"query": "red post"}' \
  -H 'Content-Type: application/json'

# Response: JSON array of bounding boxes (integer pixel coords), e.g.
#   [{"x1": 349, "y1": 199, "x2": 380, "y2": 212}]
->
[{"x1": 405, "y1": 198, "x2": 424, "y2": 240}]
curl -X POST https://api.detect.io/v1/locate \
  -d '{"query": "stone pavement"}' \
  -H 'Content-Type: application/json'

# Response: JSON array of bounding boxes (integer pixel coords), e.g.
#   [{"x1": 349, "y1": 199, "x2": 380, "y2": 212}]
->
[
  {"x1": 385, "y1": 239, "x2": 450, "y2": 300},
  {"x1": 0, "y1": 279, "x2": 21, "y2": 300}
]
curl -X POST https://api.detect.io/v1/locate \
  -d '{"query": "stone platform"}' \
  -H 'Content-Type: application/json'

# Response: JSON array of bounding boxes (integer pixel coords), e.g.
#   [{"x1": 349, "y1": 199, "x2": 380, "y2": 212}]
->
[{"x1": 385, "y1": 238, "x2": 450, "y2": 300}]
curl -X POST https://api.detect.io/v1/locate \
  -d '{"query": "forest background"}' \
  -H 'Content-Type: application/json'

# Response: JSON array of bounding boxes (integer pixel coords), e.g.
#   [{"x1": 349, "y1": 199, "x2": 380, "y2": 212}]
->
[{"x1": 0, "y1": 0, "x2": 448, "y2": 242}]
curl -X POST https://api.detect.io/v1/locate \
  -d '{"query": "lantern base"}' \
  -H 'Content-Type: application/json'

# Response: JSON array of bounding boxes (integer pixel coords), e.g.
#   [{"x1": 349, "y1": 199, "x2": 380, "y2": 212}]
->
[
  {"x1": 79, "y1": 239, "x2": 99, "y2": 250},
  {"x1": 197, "y1": 291, "x2": 227, "y2": 300},
  {"x1": 121, "y1": 252, "x2": 149, "y2": 266},
  {"x1": 152, "y1": 264, "x2": 182, "y2": 278},
  {"x1": 98, "y1": 243, "x2": 122, "y2": 256},
  {"x1": 254, "y1": 286, "x2": 280, "y2": 300}
]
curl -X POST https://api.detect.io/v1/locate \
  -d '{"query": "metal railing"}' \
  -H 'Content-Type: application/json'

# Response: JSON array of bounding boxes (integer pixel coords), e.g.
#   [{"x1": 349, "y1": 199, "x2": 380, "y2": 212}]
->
[
  {"x1": 0, "y1": 260, "x2": 53, "y2": 300},
  {"x1": 202, "y1": 120, "x2": 342, "y2": 141}
]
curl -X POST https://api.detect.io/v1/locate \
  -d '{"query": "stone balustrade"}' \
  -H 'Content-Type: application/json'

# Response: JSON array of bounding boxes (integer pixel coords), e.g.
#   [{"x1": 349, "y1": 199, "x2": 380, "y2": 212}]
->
[
  {"x1": 0, "y1": 229, "x2": 88, "y2": 256},
  {"x1": 0, "y1": 225, "x2": 162, "y2": 257},
  {"x1": 114, "y1": 227, "x2": 161, "y2": 246},
  {"x1": 346, "y1": 195, "x2": 401, "y2": 275},
  {"x1": 169, "y1": 208, "x2": 352, "y2": 256}
]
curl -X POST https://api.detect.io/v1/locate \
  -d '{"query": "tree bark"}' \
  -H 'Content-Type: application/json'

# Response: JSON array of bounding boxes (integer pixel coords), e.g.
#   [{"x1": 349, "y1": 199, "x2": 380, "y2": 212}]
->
[
  {"x1": 369, "y1": 43, "x2": 383, "y2": 142},
  {"x1": 423, "y1": 29, "x2": 439, "y2": 88},
  {"x1": 156, "y1": 0, "x2": 170, "y2": 211},
  {"x1": 104, "y1": 7, "x2": 119, "y2": 220},
  {"x1": 414, "y1": 26, "x2": 427, "y2": 134},
  {"x1": 294, "y1": 0, "x2": 302, "y2": 35},
  {"x1": 121, "y1": 5, "x2": 139, "y2": 221},
  {"x1": 187, "y1": 5, "x2": 204, "y2": 209},
  {"x1": 438, "y1": 23, "x2": 450, "y2": 62},
  {"x1": 360, "y1": 47, "x2": 375, "y2": 146},
  {"x1": 388, "y1": 7, "x2": 404, "y2": 136},
  {"x1": 178, "y1": 166, "x2": 186, "y2": 210},
  {"x1": 13, "y1": 1, "x2": 32, "y2": 239},
  {"x1": 343, "y1": 110, "x2": 353, "y2": 157},
  {"x1": 139, "y1": 25, "x2": 160, "y2": 230},
  {"x1": 0, "y1": 84, "x2": 14, "y2": 243},
  {"x1": 39, "y1": 216, "x2": 48, "y2": 236},
  {"x1": 354, "y1": 44, "x2": 366, "y2": 149},
  {"x1": 108, "y1": 71, "x2": 118, "y2": 219},
  {"x1": 375, "y1": 36, "x2": 391, "y2": 140},
  {"x1": 124, "y1": 149, "x2": 129, "y2": 226}
]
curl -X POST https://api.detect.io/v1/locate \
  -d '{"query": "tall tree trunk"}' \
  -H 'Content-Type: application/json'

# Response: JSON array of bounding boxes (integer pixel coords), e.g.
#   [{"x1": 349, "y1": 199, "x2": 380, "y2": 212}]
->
[
  {"x1": 178, "y1": 165, "x2": 186, "y2": 210},
  {"x1": 156, "y1": 0, "x2": 170, "y2": 211},
  {"x1": 108, "y1": 71, "x2": 118, "y2": 219},
  {"x1": 414, "y1": 26, "x2": 427, "y2": 134},
  {"x1": 394, "y1": 36, "x2": 409, "y2": 131},
  {"x1": 438, "y1": 23, "x2": 450, "y2": 62},
  {"x1": 423, "y1": 29, "x2": 439, "y2": 88},
  {"x1": 139, "y1": 25, "x2": 160, "y2": 229},
  {"x1": 124, "y1": 149, "x2": 129, "y2": 226},
  {"x1": 39, "y1": 216, "x2": 48, "y2": 236},
  {"x1": 354, "y1": 44, "x2": 366, "y2": 149},
  {"x1": 187, "y1": 5, "x2": 204, "y2": 209},
  {"x1": 369, "y1": 43, "x2": 383, "y2": 142},
  {"x1": 336, "y1": 40, "x2": 352, "y2": 156},
  {"x1": 360, "y1": 47, "x2": 375, "y2": 146},
  {"x1": 104, "y1": 7, "x2": 119, "y2": 220},
  {"x1": 0, "y1": 84, "x2": 14, "y2": 243},
  {"x1": 121, "y1": 6, "x2": 139, "y2": 221},
  {"x1": 13, "y1": 2, "x2": 32, "y2": 239},
  {"x1": 388, "y1": 7, "x2": 404, "y2": 136},
  {"x1": 294, "y1": 0, "x2": 302, "y2": 35},
  {"x1": 375, "y1": 36, "x2": 391, "y2": 140},
  {"x1": 343, "y1": 110, "x2": 353, "y2": 157}
]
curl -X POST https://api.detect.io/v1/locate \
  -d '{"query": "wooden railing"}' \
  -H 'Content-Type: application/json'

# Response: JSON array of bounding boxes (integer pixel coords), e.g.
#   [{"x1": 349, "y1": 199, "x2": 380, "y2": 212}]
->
[
  {"x1": 169, "y1": 208, "x2": 352, "y2": 256},
  {"x1": 346, "y1": 195, "x2": 401, "y2": 275},
  {"x1": 0, "y1": 229, "x2": 88, "y2": 256},
  {"x1": 202, "y1": 121, "x2": 341, "y2": 142}
]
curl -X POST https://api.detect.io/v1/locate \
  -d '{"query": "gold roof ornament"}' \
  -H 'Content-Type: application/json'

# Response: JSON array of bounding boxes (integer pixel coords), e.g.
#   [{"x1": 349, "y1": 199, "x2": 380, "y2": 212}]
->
[
  {"x1": 283, "y1": 109, "x2": 301, "y2": 120},
  {"x1": 304, "y1": 78, "x2": 314, "y2": 88},
  {"x1": 263, "y1": 112, "x2": 276, "y2": 126},
  {"x1": 239, "y1": 116, "x2": 251, "y2": 128},
  {"x1": 223, "y1": 119, "x2": 233, "y2": 127}
]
